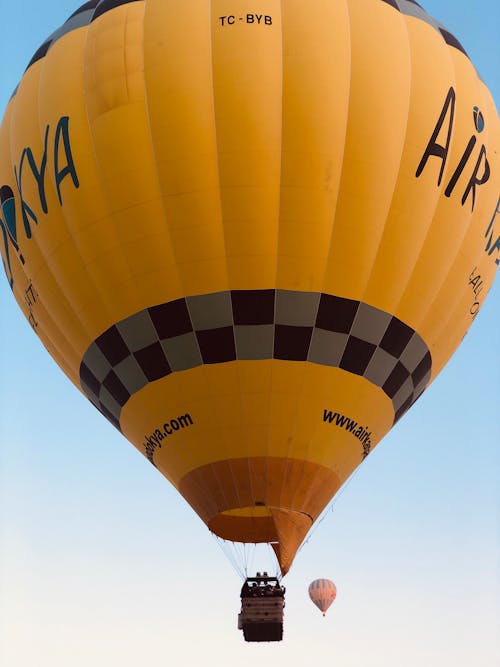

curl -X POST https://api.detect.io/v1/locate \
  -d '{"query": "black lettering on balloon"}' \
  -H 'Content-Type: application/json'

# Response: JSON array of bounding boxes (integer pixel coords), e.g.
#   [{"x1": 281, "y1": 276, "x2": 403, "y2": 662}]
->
[
  {"x1": 0, "y1": 217, "x2": 13, "y2": 289},
  {"x1": 416, "y1": 86, "x2": 455, "y2": 186},
  {"x1": 0, "y1": 115, "x2": 80, "y2": 291},
  {"x1": 24, "y1": 281, "x2": 37, "y2": 308},
  {"x1": 14, "y1": 150, "x2": 38, "y2": 239},
  {"x1": 461, "y1": 144, "x2": 490, "y2": 211},
  {"x1": 0, "y1": 186, "x2": 19, "y2": 289},
  {"x1": 444, "y1": 135, "x2": 476, "y2": 198},
  {"x1": 25, "y1": 124, "x2": 50, "y2": 215},
  {"x1": 484, "y1": 198, "x2": 500, "y2": 265},
  {"x1": 444, "y1": 138, "x2": 490, "y2": 211},
  {"x1": 54, "y1": 116, "x2": 79, "y2": 205}
]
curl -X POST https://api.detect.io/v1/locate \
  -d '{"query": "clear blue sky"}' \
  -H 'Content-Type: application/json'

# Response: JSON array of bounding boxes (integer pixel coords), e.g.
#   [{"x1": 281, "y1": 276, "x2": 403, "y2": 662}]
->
[{"x1": 0, "y1": 2, "x2": 499, "y2": 666}]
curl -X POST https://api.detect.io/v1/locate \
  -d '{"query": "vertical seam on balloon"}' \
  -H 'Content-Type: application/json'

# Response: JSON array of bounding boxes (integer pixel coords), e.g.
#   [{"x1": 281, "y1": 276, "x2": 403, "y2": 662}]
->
[
  {"x1": 288, "y1": 0, "x2": 357, "y2": 536},
  {"x1": 82, "y1": 9, "x2": 142, "y2": 302},
  {"x1": 88, "y1": 5, "x2": 146, "y2": 316},
  {"x1": 417, "y1": 75, "x2": 493, "y2": 372},
  {"x1": 429, "y1": 258, "x2": 494, "y2": 380},
  {"x1": 138, "y1": 0, "x2": 205, "y2": 470},
  {"x1": 337, "y1": 1, "x2": 414, "y2": 453},
  {"x1": 266, "y1": 0, "x2": 285, "y2": 543},
  {"x1": 304, "y1": 0, "x2": 354, "y2": 514},
  {"x1": 431, "y1": 193, "x2": 498, "y2": 375},
  {"x1": 207, "y1": 464, "x2": 233, "y2": 536},
  {"x1": 122, "y1": 4, "x2": 131, "y2": 104},
  {"x1": 79, "y1": 15, "x2": 138, "y2": 324},
  {"x1": 32, "y1": 51, "x2": 101, "y2": 386},
  {"x1": 272, "y1": 2, "x2": 319, "y2": 534},
  {"x1": 387, "y1": 29, "x2": 463, "y2": 383},
  {"x1": 358, "y1": 6, "x2": 412, "y2": 312},
  {"x1": 316, "y1": 0, "x2": 351, "y2": 312},
  {"x1": 77, "y1": 6, "x2": 150, "y2": 403},
  {"x1": 316, "y1": 5, "x2": 413, "y2": 472},
  {"x1": 210, "y1": 4, "x2": 249, "y2": 523},
  {"x1": 207, "y1": 0, "x2": 247, "y2": 519},
  {"x1": 67, "y1": 19, "x2": 123, "y2": 383},
  {"x1": 23, "y1": 59, "x2": 85, "y2": 372},
  {"x1": 30, "y1": 27, "x2": 105, "y2": 379},
  {"x1": 275, "y1": 11, "x2": 314, "y2": 547}
]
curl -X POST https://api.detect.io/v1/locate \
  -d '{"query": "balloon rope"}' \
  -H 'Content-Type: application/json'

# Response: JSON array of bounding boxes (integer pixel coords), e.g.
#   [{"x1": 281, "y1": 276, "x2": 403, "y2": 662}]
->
[
  {"x1": 297, "y1": 463, "x2": 365, "y2": 554},
  {"x1": 211, "y1": 534, "x2": 246, "y2": 580},
  {"x1": 247, "y1": 543, "x2": 257, "y2": 578},
  {"x1": 266, "y1": 542, "x2": 281, "y2": 580}
]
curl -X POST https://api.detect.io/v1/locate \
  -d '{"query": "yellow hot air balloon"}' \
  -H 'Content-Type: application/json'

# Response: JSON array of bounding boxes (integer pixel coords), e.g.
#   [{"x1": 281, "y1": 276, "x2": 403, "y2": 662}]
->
[
  {"x1": 0, "y1": 0, "x2": 499, "y2": 580},
  {"x1": 309, "y1": 579, "x2": 337, "y2": 616}
]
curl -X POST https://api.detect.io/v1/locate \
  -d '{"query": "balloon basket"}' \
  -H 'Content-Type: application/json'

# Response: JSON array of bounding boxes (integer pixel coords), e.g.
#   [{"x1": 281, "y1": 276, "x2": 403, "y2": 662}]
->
[{"x1": 238, "y1": 572, "x2": 285, "y2": 642}]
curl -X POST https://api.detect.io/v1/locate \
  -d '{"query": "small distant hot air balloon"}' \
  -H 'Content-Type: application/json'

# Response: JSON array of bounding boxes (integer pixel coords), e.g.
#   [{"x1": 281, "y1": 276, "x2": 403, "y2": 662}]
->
[{"x1": 309, "y1": 579, "x2": 337, "y2": 616}]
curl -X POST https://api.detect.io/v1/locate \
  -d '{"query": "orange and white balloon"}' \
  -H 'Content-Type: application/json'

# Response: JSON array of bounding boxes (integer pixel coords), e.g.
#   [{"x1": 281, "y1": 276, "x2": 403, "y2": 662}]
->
[{"x1": 309, "y1": 579, "x2": 337, "y2": 616}]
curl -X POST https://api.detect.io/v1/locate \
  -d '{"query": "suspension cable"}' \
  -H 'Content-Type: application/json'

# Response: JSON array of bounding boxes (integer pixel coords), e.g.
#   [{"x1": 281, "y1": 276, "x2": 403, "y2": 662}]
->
[{"x1": 297, "y1": 465, "x2": 365, "y2": 555}]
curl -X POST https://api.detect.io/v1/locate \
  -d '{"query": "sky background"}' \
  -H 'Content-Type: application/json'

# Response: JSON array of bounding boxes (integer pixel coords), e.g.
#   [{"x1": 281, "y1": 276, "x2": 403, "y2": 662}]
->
[{"x1": 0, "y1": 2, "x2": 499, "y2": 666}]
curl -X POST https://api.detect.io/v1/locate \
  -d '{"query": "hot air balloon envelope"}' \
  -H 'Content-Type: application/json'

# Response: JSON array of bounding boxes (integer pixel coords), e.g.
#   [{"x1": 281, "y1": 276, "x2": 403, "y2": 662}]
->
[
  {"x1": 0, "y1": 0, "x2": 498, "y2": 577},
  {"x1": 309, "y1": 579, "x2": 337, "y2": 616}
]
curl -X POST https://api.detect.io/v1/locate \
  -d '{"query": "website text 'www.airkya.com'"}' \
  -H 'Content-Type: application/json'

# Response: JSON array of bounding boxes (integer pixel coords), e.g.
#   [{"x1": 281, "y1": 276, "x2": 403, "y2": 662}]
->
[
  {"x1": 323, "y1": 409, "x2": 372, "y2": 458},
  {"x1": 143, "y1": 413, "x2": 194, "y2": 465},
  {"x1": 143, "y1": 408, "x2": 370, "y2": 465}
]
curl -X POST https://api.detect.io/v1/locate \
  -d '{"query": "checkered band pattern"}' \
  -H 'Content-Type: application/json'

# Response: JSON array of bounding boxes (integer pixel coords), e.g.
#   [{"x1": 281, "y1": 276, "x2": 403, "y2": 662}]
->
[
  {"x1": 24, "y1": 1, "x2": 141, "y2": 72},
  {"x1": 18, "y1": 0, "x2": 471, "y2": 81},
  {"x1": 381, "y1": 0, "x2": 469, "y2": 57},
  {"x1": 79, "y1": 290, "x2": 432, "y2": 431}
]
